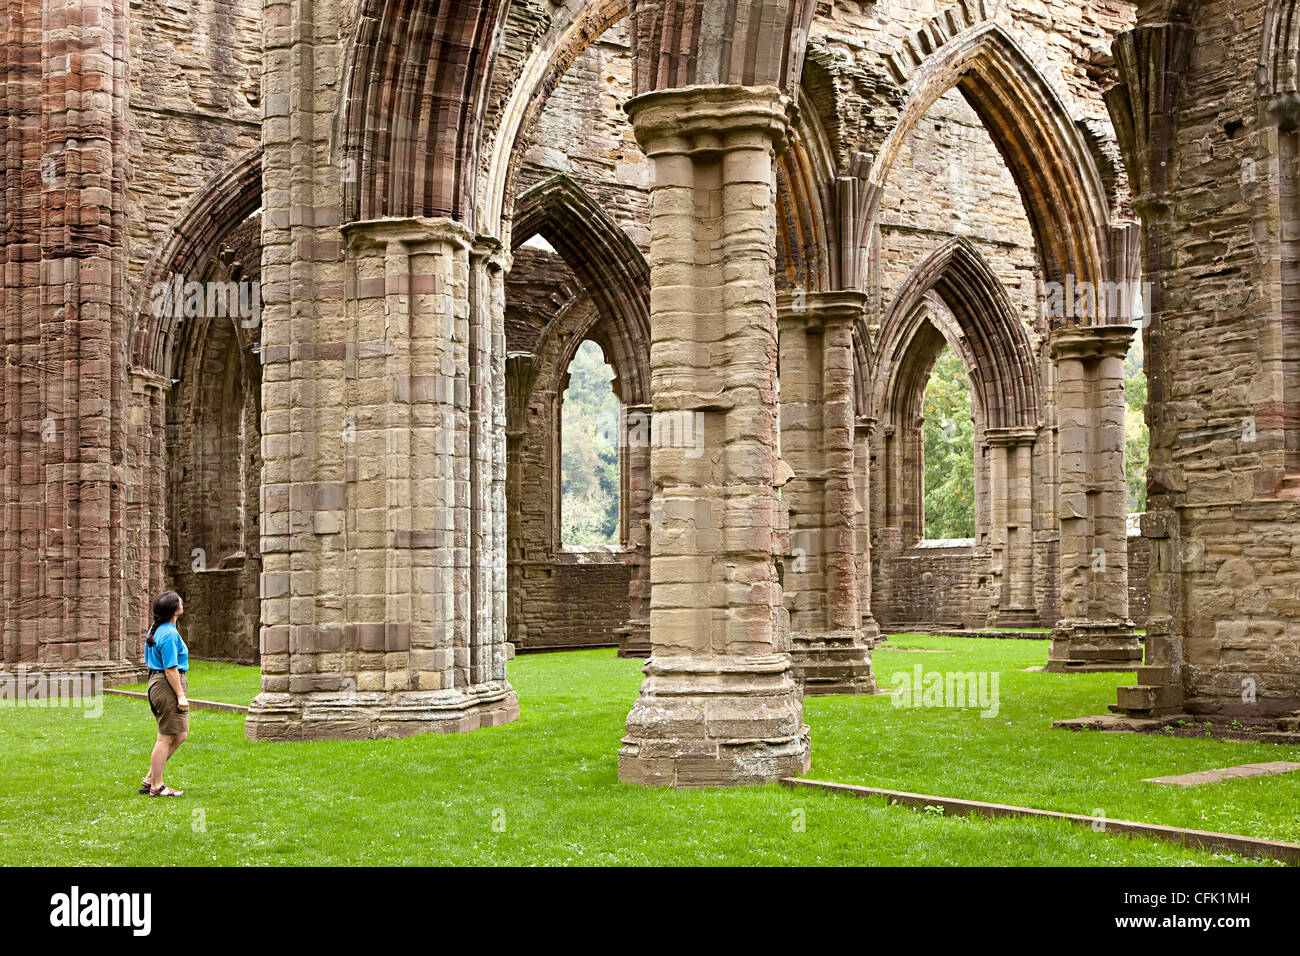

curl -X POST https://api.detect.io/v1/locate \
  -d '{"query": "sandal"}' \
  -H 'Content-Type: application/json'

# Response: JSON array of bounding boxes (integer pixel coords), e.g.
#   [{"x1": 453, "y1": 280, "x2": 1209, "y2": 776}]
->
[{"x1": 149, "y1": 784, "x2": 183, "y2": 797}]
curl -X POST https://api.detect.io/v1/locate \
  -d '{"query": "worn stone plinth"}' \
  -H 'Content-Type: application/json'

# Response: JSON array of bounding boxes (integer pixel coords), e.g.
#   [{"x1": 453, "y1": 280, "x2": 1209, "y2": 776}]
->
[
  {"x1": 246, "y1": 684, "x2": 519, "y2": 741},
  {"x1": 1046, "y1": 621, "x2": 1143, "y2": 673},
  {"x1": 618, "y1": 655, "x2": 811, "y2": 787},
  {"x1": 616, "y1": 622, "x2": 651, "y2": 658},
  {"x1": 0, "y1": 661, "x2": 147, "y2": 692},
  {"x1": 790, "y1": 628, "x2": 878, "y2": 695},
  {"x1": 990, "y1": 607, "x2": 1040, "y2": 628}
]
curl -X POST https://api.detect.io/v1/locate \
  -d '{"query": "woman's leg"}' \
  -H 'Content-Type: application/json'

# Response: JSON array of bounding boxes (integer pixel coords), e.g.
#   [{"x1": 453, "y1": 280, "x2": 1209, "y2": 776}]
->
[{"x1": 146, "y1": 732, "x2": 171, "y2": 787}]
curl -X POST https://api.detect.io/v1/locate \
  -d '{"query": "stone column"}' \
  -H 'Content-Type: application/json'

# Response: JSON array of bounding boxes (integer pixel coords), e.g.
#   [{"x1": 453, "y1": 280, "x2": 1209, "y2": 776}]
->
[
  {"x1": 854, "y1": 417, "x2": 884, "y2": 645},
  {"x1": 617, "y1": 403, "x2": 652, "y2": 657},
  {"x1": 1047, "y1": 325, "x2": 1142, "y2": 671},
  {"x1": 1104, "y1": 18, "x2": 1195, "y2": 712},
  {"x1": 1, "y1": 0, "x2": 140, "y2": 685},
  {"x1": 985, "y1": 426, "x2": 1039, "y2": 627},
  {"x1": 245, "y1": 217, "x2": 518, "y2": 740},
  {"x1": 618, "y1": 85, "x2": 810, "y2": 787},
  {"x1": 778, "y1": 291, "x2": 876, "y2": 694}
]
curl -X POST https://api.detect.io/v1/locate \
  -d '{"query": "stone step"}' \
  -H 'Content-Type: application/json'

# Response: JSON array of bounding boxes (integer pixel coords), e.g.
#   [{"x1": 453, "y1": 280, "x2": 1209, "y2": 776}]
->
[{"x1": 1116, "y1": 683, "x2": 1181, "y2": 713}]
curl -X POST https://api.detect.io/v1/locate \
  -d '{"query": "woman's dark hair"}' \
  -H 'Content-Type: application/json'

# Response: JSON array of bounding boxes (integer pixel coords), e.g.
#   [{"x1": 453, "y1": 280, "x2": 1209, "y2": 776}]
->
[{"x1": 146, "y1": 591, "x2": 182, "y2": 647}]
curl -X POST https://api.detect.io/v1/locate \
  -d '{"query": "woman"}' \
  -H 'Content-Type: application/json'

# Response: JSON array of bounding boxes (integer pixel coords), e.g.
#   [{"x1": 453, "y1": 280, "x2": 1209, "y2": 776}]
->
[{"x1": 140, "y1": 591, "x2": 189, "y2": 797}]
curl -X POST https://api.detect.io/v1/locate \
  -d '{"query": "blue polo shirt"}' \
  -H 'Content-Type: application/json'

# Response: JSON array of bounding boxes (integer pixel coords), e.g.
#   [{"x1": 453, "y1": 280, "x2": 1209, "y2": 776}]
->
[{"x1": 145, "y1": 623, "x2": 189, "y2": 672}]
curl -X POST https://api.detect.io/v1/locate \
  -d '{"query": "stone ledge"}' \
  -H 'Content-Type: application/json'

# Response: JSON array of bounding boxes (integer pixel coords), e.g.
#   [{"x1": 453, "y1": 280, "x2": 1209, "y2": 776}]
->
[
  {"x1": 1054, "y1": 712, "x2": 1300, "y2": 745},
  {"x1": 1142, "y1": 762, "x2": 1300, "y2": 788},
  {"x1": 781, "y1": 777, "x2": 1300, "y2": 865}
]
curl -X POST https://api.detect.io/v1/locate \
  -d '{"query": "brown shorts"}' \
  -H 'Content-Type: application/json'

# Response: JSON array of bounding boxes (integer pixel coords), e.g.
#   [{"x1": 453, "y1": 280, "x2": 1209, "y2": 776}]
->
[{"x1": 148, "y1": 671, "x2": 190, "y2": 736}]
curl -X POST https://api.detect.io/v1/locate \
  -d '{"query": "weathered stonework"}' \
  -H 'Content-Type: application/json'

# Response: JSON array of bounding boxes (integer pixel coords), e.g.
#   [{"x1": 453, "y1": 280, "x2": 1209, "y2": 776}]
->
[
  {"x1": 617, "y1": 85, "x2": 811, "y2": 786},
  {"x1": 8, "y1": 0, "x2": 1297, "y2": 779}
]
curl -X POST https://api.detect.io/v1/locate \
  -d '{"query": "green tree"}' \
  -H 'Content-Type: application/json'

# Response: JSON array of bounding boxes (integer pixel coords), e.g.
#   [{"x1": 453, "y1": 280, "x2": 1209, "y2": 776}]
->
[
  {"x1": 561, "y1": 340, "x2": 620, "y2": 546},
  {"x1": 922, "y1": 346, "x2": 975, "y2": 539},
  {"x1": 1124, "y1": 335, "x2": 1148, "y2": 514}
]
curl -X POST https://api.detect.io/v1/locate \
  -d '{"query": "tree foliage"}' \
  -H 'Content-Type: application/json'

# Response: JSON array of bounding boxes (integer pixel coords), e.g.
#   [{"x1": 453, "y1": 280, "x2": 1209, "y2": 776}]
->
[
  {"x1": 922, "y1": 346, "x2": 976, "y2": 539},
  {"x1": 561, "y1": 340, "x2": 620, "y2": 546},
  {"x1": 1124, "y1": 335, "x2": 1148, "y2": 514}
]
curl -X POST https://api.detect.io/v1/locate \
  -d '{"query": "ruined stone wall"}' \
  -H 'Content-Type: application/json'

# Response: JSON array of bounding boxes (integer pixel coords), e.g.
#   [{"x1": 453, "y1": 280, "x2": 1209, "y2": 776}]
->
[
  {"x1": 1122, "y1": 0, "x2": 1300, "y2": 715},
  {"x1": 505, "y1": 22, "x2": 647, "y2": 651},
  {"x1": 127, "y1": 0, "x2": 263, "y2": 292},
  {"x1": 874, "y1": 542, "x2": 988, "y2": 627},
  {"x1": 1128, "y1": 532, "x2": 1149, "y2": 627}
]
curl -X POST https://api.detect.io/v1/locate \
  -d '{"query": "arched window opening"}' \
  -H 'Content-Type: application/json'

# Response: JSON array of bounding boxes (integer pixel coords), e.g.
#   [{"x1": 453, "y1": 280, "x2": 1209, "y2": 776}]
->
[
  {"x1": 1125, "y1": 328, "x2": 1148, "y2": 515},
  {"x1": 560, "y1": 339, "x2": 620, "y2": 547},
  {"x1": 922, "y1": 345, "x2": 975, "y2": 540}
]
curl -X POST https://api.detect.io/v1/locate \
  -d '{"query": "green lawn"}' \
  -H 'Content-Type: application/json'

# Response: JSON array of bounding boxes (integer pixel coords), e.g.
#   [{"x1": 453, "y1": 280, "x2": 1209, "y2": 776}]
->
[
  {"x1": 0, "y1": 641, "x2": 1293, "y2": 866},
  {"x1": 816, "y1": 635, "x2": 1300, "y2": 844},
  {"x1": 120, "y1": 660, "x2": 261, "y2": 707}
]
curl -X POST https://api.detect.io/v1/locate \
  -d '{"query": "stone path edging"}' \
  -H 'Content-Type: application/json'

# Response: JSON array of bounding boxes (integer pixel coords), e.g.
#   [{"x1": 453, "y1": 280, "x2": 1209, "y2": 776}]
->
[{"x1": 780, "y1": 777, "x2": 1300, "y2": 865}]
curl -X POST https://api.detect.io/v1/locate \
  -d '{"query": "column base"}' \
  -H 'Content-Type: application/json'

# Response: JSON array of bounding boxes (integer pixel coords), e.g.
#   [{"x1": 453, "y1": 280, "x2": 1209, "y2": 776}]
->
[
  {"x1": 790, "y1": 628, "x2": 878, "y2": 696},
  {"x1": 618, "y1": 654, "x2": 811, "y2": 787},
  {"x1": 0, "y1": 659, "x2": 148, "y2": 691},
  {"x1": 988, "y1": 606, "x2": 1040, "y2": 629},
  {"x1": 615, "y1": 620, "x2": 651, "y2": 659},
  {"x1": 244, "y1": 680, "x2": 519, "y2": 741},
  {"x1": 1045, "y1": 621, "x2": 1142, "y2": 673}
]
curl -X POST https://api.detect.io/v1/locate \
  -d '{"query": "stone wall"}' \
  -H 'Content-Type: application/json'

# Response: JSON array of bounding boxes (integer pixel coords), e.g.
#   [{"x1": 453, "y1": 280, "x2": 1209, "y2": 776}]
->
[
  {"x1": 873, "y1": 540, "x2": 989, "y2": 628},
  {"x1": 513, "y1": 552, "x2": 631, "y2": 650},
  {"x1": 1107, "y1": 0, "x2": 1300, "y2": 717}
]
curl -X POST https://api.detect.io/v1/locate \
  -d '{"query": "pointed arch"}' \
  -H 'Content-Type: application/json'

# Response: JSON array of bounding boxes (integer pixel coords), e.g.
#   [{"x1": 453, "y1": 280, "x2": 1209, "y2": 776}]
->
[
  {"x1": 338, "y1": 0, "x2": 507, "y2": 225},
  {"x1": 1262, "y1": 0, "x2": 1300, "y2": 98},
  {"x1": 485, "y1": 0, "x2": 631, "y2": 234},
  {"x1": 130, "y1": 147, "x2": 263, "y2": 378},
  {"x1": 872, "y1": 22, "x2": 1119, "y2": 316},
  {"x1": 873, "y1": 238, "x2": 1041, "y2": 433},
  {"x1": 774, "y1": 87, "x2": 837, "y2": 295},
  {"x1": 513, "y1": 175, "x2": 650, "y2": 406}
]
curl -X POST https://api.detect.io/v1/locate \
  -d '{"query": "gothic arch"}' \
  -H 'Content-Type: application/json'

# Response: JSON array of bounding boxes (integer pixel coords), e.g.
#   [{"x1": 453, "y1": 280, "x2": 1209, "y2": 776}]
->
[
  {"x1": 775, "y1": 88, "x2": 837, "y2": 295},
  {"x1": 872, "y1": 22, "x2": 1120, "y2": 314},
  {"x1": 1262, "y1": 1, "x2": 1300, "y2": 99},
  {"x1": 873, "y1": 238, "x2": 1041, "y2": 434},
  {"x1": 338, "y1": 0, "x2": 507, "y2": 225},
  {"x1": 485, "y1": 0, "x2": 631, "y2": 233},
  {"x1": 513, "y1": 175, "x2": 651, "y2": 406},
  {"x1": 130, "y1": 148, "x2": 262, "y2": 378}
]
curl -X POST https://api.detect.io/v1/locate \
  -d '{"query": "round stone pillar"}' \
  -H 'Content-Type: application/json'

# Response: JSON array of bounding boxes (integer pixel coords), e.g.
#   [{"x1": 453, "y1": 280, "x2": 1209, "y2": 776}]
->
[
  {"x1": 617, "y1": 85, "x2": 811, "y2": 787},
  {"x1": 245, "y1": 217, "x2": 518, "y2": 740}
]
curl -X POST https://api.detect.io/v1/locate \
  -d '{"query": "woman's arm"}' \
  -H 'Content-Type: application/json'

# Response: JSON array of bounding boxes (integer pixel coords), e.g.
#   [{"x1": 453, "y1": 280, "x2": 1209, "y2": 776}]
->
[{"x1": 165, "y1": 666, "x2": 189, "y2": 711}]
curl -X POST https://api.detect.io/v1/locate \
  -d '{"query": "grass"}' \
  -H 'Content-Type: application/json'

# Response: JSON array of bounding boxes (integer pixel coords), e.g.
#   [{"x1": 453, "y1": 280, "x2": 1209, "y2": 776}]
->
[
  {"x1": 0, "y1": 640, "x2": 1294, "y2": 866},
  {"x1": 814, "y1": 635, "x2": 1300, "y2": 844},
  {"x1": 120, "y1": 660, "x2": 261, "y2": 706}
]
